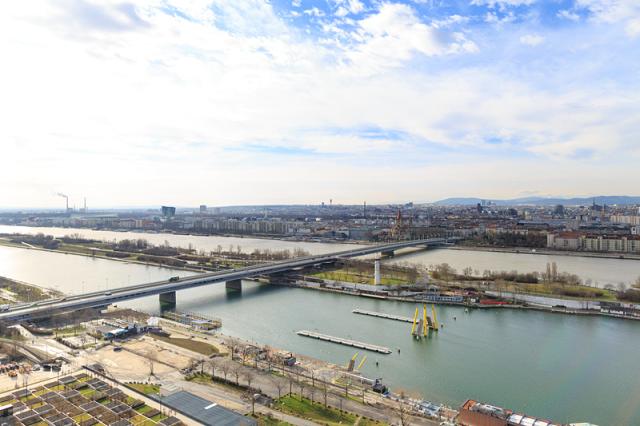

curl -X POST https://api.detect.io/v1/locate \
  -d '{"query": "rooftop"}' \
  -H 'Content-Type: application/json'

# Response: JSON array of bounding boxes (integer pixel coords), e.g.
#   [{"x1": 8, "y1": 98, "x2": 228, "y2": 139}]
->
[{"x1": 152, "y1": 390, "x2": 256, "y2": 426}]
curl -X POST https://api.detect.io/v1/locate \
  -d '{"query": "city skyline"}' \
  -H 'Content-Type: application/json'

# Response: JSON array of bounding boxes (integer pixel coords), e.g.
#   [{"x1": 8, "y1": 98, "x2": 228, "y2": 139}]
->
[{"x1": 2, "y1": 0, "x2": 639, "y2": 207}]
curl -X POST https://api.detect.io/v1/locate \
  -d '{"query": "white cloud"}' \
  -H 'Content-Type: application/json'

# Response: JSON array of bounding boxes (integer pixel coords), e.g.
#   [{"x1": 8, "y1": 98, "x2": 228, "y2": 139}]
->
[
  {"x1": 471, "y1": 0, "x2": 536, "y2": 7},
  {"x1": 557, "y1": 9, "x2": 580, "y2": 21},
  {"x1": 335, "y1": 6, "x2": 348, "y2": 17},
  {"x1": 519, "y1": 34, "x2": 544, "y2": 46},
  {"x1": 292, "y1": 0, "x2": 301, "y2": 7},
  {"x1": 433, "y1": 14, "x2": 470, "y2": 28},
  {"x1": 0, "y1": 0, "x2": 639, "y2": 207},
  {"x1": 576, "y1": 0, "x2": 640, "y2": 23},
  {"x1": 347, "y1": 0, "x2": 364, "y2": 14},
  {"x1": 345, "y1": 3, "x2": 477, "y2": 72},
  {"x1": 575, "y1": 0, "x2": 640, "y2": 37},
  {"x1": 484, "y1": 11, "x2": 516, "y2": 25},
  {"x1": 303, "y1": 7, "x2": 324, "y2": 17},
  {"x1": 332, "y1": 0, "x2": 364, "y2": 15},
  {"x1": 211, "y1": 0, "x2": 287, "y2": 35},
  {"x1": 627, "y1": 18, "x2": 640, "y2": 36}
]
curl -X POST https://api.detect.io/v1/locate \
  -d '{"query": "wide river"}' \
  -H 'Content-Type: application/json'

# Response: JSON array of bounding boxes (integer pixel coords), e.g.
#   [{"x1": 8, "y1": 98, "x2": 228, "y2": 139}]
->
[
  {"x1": 1, "y1": 225, "x2": 639, "y2": 287},
  {"x1": 1, "y1": 225, "x2": 639, "y2": 424}
]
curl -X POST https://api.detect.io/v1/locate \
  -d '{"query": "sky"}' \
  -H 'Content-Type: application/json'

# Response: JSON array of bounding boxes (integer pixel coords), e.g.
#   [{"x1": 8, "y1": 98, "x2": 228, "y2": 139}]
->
[{"x1": 1, "y1": 0, "x2": 639, "y2": 208}]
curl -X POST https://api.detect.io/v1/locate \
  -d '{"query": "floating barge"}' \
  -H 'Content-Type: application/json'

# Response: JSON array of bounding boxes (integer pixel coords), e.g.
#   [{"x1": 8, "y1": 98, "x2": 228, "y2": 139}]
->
[
  {"x1": 352, "y1": 308, "x2": 413, "y2": 323},
  {"x1": 296, "y1": 330, "x2": 391, "y2": 354}
]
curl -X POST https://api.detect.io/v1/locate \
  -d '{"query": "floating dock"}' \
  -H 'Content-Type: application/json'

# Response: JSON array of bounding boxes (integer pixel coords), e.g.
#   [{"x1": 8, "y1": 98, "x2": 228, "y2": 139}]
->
[
  {"x1": 296, "y1": 330, "x2": 392, "y2": 354},
  {"x1": 352, "y1": 308, "x2": 413, "y2": 323}
]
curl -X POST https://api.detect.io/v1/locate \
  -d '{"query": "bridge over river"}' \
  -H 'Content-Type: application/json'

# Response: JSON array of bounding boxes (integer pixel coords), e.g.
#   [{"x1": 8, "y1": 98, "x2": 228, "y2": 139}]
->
[{"x1": 0, "y1": 238, "x2": 449, "y2": 322}]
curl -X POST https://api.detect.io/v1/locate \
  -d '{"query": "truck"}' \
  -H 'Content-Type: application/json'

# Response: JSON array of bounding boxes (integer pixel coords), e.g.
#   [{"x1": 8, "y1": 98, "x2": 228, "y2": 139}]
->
[{"x1": 372, "y1": 378, "x2": 388, "y2": 394}]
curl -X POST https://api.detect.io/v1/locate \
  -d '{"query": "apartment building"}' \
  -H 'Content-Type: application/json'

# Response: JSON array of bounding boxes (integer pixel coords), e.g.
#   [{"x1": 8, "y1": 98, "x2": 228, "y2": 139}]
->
[{"x1": 547, "y1": 232, "x2": 640, "y2": 253}]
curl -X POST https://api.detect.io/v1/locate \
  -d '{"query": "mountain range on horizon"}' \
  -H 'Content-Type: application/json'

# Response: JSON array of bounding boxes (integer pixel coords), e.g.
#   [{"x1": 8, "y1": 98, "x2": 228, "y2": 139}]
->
[{"x1": 432, "y1": 196, "x2": 640, "y2": 207}]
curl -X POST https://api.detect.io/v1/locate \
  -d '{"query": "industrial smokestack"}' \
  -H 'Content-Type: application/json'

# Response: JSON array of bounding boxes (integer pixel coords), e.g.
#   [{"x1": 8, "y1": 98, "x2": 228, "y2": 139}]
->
[{"x1": 57, "y1": 192, "x2": 69, "y2": 211}]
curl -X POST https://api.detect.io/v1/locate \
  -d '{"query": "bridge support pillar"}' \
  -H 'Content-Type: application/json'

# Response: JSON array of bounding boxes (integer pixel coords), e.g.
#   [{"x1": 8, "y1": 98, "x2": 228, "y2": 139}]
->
[
  {"x1": 381, "y1": 250, "x2": 395, "y2": 258},
  {"x1": 159, "y1": 291, "x2": 176, "y2": 308},
  {"x1": 226, "y1": 279, "x2": 242, "y2": 291}
]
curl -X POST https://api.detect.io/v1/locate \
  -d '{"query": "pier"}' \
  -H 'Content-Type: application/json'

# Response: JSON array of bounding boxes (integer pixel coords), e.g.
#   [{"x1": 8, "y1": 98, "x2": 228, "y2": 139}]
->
[
  {"x1": 296, "y1": 330, "x2": 392, "y2": 354},
  {"x1": 352, "y1": 308, "x2": 413, "y2": 323}
]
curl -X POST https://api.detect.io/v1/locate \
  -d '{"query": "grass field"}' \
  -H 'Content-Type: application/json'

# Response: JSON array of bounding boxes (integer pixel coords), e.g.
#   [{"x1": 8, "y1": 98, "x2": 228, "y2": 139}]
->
[
  {"x1": 127, "y1": 383, "x2": 161, "y2": 396},
  {"x1": 149, "y1": 334, "x2": 219, "y2": 356},
  {"x1": 313, "y1": 270, "x2": 406, "y2": 286},
  {"x1": 275, "y1": 395, "x2": 358, "y2": 426},
  {"x1": 249, "y1": 414, "x2": 294, "y2": 426},
  {"x1": 503, "y1": 281, "x2": 618, "y2": 301},
  {"x1": 358, "y1": 418, "x2": 388, "y2": 425}
]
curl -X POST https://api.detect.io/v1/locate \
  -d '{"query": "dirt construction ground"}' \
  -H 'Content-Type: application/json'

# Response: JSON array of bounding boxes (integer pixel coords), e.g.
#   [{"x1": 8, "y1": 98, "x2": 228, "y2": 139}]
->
[{"x1": 83, "y1": 338, "x2": 193, "y2": 381}]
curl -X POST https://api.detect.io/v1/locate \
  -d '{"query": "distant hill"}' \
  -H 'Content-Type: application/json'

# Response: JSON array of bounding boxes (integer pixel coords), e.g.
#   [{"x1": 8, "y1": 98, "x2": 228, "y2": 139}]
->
[{"x1": 433, "y1": 196, "x2": 640, "y2": 206}]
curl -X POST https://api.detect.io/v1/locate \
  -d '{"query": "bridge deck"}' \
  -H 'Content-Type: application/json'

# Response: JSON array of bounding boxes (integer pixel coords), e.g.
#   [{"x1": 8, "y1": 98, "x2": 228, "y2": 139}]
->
[{"x1": 0, "y1": 239, "x2": 448, "y2": 322}]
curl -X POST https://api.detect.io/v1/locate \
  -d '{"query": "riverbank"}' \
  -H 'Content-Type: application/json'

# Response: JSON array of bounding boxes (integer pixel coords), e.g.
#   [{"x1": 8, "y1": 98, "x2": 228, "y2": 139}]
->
[
  {"x1": 284, "y1": 278, "x2": 640, "y2": 323},
  {"x1": 0, "y1": 275, "x2": 62, "y2": 304},
  {"x1": 0, "y1": 223, "x2": 368, "y2": 246},
  {"x1": 450, "y1": 244, "x2": 640, "y2": 260},
  {"x1": 0, "y1": 237, "x2": 208, "y2": 273}
]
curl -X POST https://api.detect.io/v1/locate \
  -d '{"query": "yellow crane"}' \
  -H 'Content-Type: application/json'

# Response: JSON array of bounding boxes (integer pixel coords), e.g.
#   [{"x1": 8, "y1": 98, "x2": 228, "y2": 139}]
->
[
  {"x1": 422, "y1": 304, "x2": 428, "y2": 336},
  {"x1": 357, "y1": 355, "x2": 367, "y2": 370},
  {"x1": 431, "y1": 305, "x2": 440, "y2": 330},
  {"x1": 411, "y1": 307, "x2": 420, "y2": 335},
  {"x1": 410, "y1": 304, "x2": 443, "y2": 336}
]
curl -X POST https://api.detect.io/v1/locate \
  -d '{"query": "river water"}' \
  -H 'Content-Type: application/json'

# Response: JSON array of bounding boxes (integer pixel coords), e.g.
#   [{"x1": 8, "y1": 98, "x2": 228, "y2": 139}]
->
[
  {"x1": 1, "y1": 225, "x2": 638, "y2": 287},
  {"x1": 1, "y1": 226, "x2": 639, "y2": 423}
]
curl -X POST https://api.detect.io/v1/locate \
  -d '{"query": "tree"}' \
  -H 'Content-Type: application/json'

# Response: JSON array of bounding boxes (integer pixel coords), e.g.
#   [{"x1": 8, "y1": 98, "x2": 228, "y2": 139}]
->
[
  {"x1": 322, "y1": 383, "x2": 328, "y2": 407},
  {"x1": 208, "y1": 359, "x2": 218, "y2": 378},
  {"x1": 228, "y1": 337, "x2": 241, "y2": 360},
  {"x1": 219, "y1": 360, "x2": 231, "y2": 382},
  {"x1": 288, "y1": 372, "x2": 294, "y2": 396},
  {"x1": 394, "y1": 392, "x2": 409, "y2": 426},
  {"x1": 272, "y1": 378, "x2": 285, "y2": 399},
  {"x1": 231, "y1": 364, "x2": 240, "y2": 386},
  {"x1": 433, "y1": 263, "x2": 456, "y2": 281},
  {"x1": 242, "y1": 369, "x2": 255, "y2": 389},
  {"x1": 462, "y1": 266, "x2": 474, "y2": 278}
]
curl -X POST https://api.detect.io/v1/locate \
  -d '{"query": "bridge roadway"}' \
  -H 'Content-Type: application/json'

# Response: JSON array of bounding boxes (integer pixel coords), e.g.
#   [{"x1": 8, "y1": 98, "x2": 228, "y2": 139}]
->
[{"x1": 0, "y1": 239, "x2": 448, "y2": 322}]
